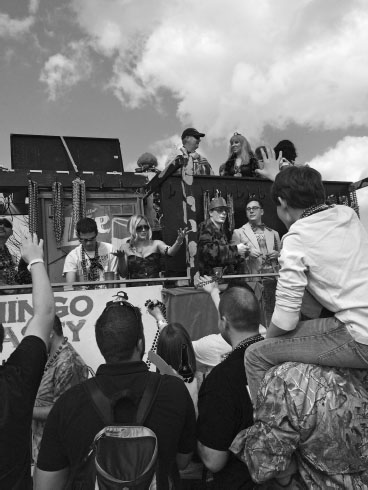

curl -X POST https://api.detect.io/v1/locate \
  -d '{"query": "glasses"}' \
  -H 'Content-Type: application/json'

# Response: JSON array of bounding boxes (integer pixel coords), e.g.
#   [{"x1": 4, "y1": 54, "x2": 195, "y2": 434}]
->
[
  {"x1": 136, "y1": 225, "x2": 150, "y2": 232},
  {"x1": 246, "y1": 207, "x2": 261, "y2": 212},
  {"x1": 213, "y1": 208, "x2": 228, "y2": 214},
  {"x1": 78, "y1": 235, "x2": 97, "y2": 243},
  {"x1": 104, "y1": 291, "x2": 142, "y2": 328}
]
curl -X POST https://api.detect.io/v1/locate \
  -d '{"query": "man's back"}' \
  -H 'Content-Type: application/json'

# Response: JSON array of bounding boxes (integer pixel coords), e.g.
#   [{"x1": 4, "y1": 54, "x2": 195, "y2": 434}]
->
[
  {"x1": 0, "y1": 336, "x2": 47, "y2": 489},
  {"x1": 37, "y1": 361, "x2": 196, "y2": 490},
  {"x1": 278, "y1": 205, "x2": 368, "y2": 339},
  {"x1": 231, "y1": 362, "x2": 368, "y2": 488},
  {"x1": 197, "y1": 347, "x2": 254, "y2": 488}
]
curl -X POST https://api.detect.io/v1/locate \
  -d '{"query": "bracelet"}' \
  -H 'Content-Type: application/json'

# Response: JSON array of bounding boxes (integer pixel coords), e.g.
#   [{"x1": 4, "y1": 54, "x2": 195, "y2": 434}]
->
[
  {"x1": 27, "y1": 259, "x2": 44, "y2": 271},
  {"x1": 157, "y1": 320, "x2": 167, "y2": 329},
  {"x1": 195, "y1": 278, "x2": 216, "y2": 289}
]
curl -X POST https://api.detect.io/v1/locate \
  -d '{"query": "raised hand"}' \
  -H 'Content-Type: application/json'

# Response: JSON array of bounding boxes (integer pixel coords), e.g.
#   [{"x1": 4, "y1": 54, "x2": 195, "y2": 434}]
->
[
  {"x1": 20, "y1": 233, "x2": 44, "y2": 264},
  {"x1": 255, "y1": 146, "x2": 282, "y2": 181}
]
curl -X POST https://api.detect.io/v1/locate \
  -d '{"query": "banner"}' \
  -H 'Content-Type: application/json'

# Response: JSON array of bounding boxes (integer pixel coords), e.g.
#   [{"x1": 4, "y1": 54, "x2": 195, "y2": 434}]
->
[{"x1": 0, "y1": 285, "x2": 163, "y2": 372}]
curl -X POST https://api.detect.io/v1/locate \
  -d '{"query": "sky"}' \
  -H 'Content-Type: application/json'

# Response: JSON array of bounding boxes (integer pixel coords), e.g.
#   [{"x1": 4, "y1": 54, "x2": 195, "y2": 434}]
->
[{"x1": 0, "y1": 0, "x2": 368, "y2": 190}]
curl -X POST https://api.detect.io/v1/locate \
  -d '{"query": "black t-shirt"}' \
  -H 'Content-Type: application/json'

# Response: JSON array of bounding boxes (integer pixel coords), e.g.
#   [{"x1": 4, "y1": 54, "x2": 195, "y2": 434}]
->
[
  {"x1": 197, "y1": 347, "x2": 254, "y2": 489},
  {"x1": 0, "y1": 335, "x2": 47, "y2": 489},
  {"x1": 37, "y1": 361, "x2": 196, "y2": 490}
]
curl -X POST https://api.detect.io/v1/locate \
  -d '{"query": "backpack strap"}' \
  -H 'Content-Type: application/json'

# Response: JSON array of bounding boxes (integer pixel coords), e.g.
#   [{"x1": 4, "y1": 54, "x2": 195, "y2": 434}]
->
[
  {"x1": 84, "y1": 378, "x2": 113, "y2": 425},
  {"x1": 136, "y1": 373, "x2": 162, "y2": 425},
  {"x1": 84, "y1": 373, "x2": 162, "y2": 426}
]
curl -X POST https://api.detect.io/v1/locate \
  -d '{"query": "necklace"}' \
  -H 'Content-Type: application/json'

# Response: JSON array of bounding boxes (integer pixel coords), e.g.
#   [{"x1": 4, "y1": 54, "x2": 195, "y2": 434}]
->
[
  {"x1": 81, "y1": 242, "x2": 103, "y2": 286},
  {"x1": 44, "y1": 337, "x2": 68, "y2": 372},
  {"x1": 300, "y1": 203, "x2": 333, "y2": 220},
  {"x1": 223, "y1": 334, "x2": 264, "y2": 361}
]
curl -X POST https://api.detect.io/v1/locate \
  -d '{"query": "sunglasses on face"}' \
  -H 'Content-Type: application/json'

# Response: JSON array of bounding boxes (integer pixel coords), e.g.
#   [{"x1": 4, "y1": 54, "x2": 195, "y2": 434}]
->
[
  {"x1": 78, "y1": 235, "x2": 97, "y2": 243},
  {"x1": 213, "y1": 208, "x2": 228, "y2": 214},
  {"x1": 246, "y1": 207, "x2": 261, "y2": 212},
  {"x1": 136, "y1": 225, "x2": 150, "y2": 232}
]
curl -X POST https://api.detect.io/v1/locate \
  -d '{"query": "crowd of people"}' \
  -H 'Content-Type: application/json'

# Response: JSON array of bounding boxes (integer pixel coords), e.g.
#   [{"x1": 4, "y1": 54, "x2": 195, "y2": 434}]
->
[
  {"x1": 1, "y1": 144, "x2": 368, "y2": 489},
  {"x1": 164, "y1": 127, "x2": 298, "y2": 177}
]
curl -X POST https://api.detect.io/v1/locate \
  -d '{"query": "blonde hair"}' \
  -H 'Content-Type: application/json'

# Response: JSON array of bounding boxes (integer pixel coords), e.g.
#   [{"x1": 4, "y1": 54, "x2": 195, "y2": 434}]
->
[
  {"x1": 228, "y1": 133, "x2": 253, "y2": 166},
  {"x1": 127, "y1": 214, "x2": 152, "y2": 247}
]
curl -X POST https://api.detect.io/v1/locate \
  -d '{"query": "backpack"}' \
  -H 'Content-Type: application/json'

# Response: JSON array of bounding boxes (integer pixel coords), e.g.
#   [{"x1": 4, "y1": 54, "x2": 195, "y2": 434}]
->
[{"x1": 68, "y1": 374, "x2": 162, "y2": 490}]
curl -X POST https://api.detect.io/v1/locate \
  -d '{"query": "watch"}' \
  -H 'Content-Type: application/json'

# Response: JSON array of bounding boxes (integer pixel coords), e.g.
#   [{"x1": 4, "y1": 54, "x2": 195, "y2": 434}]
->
[{"x1": 27, "y1": 259, "x2": 45, "y2": 271}]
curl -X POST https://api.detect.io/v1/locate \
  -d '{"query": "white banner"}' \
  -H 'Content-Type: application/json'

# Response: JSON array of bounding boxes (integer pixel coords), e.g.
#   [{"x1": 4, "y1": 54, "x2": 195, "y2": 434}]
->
[{"x1": 0, "y1": 286, "x2": 163, "y2": 372}]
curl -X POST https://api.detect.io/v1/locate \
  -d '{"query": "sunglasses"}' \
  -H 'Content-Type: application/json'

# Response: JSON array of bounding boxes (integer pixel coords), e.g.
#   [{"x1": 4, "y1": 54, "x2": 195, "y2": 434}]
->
[
  {"x1": 136, "y1": 225, "x2": 150, "y2": 232},
  {"x1": 246, "y1": 207, "x2": 261, "y2": 212},
  {"x1": 104, "y1": 291, "x2": 142, "y2": 326}
]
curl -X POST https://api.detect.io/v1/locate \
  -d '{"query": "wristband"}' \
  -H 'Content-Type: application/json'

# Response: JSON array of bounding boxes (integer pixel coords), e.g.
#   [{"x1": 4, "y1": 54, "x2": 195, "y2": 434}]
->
[
  {"x1": 27, "y1": 259, "x2": 44, "y2": 271},
  {"x1": 157, "y1": 320, "x2": 167, "y2": 329}
]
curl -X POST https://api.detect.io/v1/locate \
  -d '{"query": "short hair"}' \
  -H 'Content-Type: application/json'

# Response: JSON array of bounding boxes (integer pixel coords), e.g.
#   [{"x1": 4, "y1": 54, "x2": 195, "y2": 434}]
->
[
  {"x1": 52, "y1": 315, "x2": 63, "y2": 337},
  {"x1": 219, "y1": 286, "x2": 260, "y2": 332},
  {"x1": 127, "y1": 215, "x2": 152, "y2": 243},
  {"x1": 156, "y1": 323, "x2": 196, "y2": 373},
  {"x1": 76, "y1": 217, "x2": 98, "y2": 236},
  {"x1": 0, "y1": 218, "x2": 12, "y2": 229},
  {"x1": 245, "y1": 198, "x2": 264, "y2": 210},
  {"x1": 271, "y1": 166, "x2": 326, "y2": 209},
  {"x1": 95, "y1": 303, "x2": 144, "y2": 363},
  {"x1": 0, "y1": 323, "x2": 4, "y2": 352},
  {"x1": 274, "y1": 140, "x2": 297, "y2": 162}
]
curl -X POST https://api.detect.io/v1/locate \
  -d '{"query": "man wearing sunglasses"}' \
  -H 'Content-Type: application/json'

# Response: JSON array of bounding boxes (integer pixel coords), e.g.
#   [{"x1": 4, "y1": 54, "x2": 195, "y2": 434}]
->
[
  {"x1": 198, "y1": 197, "x2": 249, "y2": 275},
  {"x1": 63, "y1": 217, "x2": 117, "y2": 288}
]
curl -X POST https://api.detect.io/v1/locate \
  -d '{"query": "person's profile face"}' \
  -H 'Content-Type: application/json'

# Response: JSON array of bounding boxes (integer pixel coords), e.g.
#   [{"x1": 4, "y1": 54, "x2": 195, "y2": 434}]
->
[
  {"x1": 210, "y1": 207, "x2": 227, "y2": 226},
  {"x1": 0, "y1": 223, "x2": 13, "y2": 241},
  {"x1": 184, "y1": 136, "x2": 200, "y2": 153}
]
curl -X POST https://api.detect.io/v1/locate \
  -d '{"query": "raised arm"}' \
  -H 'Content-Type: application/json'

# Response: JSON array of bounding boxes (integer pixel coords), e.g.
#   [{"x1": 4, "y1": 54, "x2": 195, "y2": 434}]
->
[
  {"x1": 157, "y1": 227, "x2": 189, "y2": 256},
  {"x1": 22, "y1": 234, "x2": 55, "y2": 346}
]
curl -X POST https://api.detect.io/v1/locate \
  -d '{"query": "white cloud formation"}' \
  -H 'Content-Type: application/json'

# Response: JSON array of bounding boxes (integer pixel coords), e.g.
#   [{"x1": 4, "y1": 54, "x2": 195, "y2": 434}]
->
[
  {"x1": 0, "y1": 13, "x2": 34, "y2": 38},
  {"x1": 39, "y1": 41, "x2": 92, "y2": 100},
  {"x1": 307, "y1": 136, "x2": 368, "y2": 182},
  {"x1": 69, "y1": 0, "x2": 368, "y2": 142},
  {"x1": 0, "y1": 0, "x2": 39, "y2": 38}
]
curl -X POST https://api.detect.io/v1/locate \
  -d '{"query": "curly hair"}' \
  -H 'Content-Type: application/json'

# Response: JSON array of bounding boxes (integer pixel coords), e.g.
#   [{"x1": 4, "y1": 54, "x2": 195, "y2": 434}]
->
[
  {"x1": 127, "y1": 215, "x2": 153, "y2": 247},
  {"x1": 220, "y1": 133, "x2": 258, "y2": 177}
]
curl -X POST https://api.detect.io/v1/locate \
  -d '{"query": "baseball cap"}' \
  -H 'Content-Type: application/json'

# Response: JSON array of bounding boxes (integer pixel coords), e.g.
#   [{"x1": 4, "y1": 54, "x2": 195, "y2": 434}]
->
[{"x1": 181, "y1": 128, "x2": 206, "y2": 140}]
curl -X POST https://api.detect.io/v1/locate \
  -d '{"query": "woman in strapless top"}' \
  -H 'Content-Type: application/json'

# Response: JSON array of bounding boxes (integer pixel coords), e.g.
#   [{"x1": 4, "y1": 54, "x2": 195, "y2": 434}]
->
[{"x1": 116, "y1": 214, "x2": 187, "y2": 279}]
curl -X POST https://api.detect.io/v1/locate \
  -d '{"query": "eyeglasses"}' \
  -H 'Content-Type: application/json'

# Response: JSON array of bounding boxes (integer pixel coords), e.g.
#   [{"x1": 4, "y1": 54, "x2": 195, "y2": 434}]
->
[
  {"x1": 136, "y1": 225, "x2": 150, "y2": 232},
  {"x1": 246, "y1": 207, "x2": 261, "y2": 212},
  {"x1": 78, "y1": 235, "x2": 97, "y2": 243}
]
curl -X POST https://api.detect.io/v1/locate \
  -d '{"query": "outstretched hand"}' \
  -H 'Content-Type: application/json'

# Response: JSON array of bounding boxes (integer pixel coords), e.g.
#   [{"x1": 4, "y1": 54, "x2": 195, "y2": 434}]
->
[
  {"x1": 20, "y1": 233, "x2": 44, "y2": 264},
  {"x1": 177, "y1": 227, "x2": 190, "y2": 243},
  {"x1": 255, "y1": 146, "x2": 282, "y2": 181}
]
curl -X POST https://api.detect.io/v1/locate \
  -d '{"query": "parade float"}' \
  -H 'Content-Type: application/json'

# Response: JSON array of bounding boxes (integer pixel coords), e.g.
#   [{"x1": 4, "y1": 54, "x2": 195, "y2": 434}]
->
[{"x1": 0, "y1": 133, "x2": 363, "y2": 369}]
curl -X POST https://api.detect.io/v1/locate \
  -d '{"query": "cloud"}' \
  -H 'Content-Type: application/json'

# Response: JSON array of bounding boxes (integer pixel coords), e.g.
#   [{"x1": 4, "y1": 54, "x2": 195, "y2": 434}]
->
[
  {"x1": 307, "y1": 136, "x2": 368, "y2": 182},
  {"x1": 0, "y1": 13, "x2": 34, "y2": 38},
  {"x1": 69, "y1": 0, "x2": 368, "y2": 142},
  {"x1": 39, "y1": 41, "x2": 92, "y2": 100},
  {"x1": 0, "y1": 0, "x2": 39, "y2": 38}
]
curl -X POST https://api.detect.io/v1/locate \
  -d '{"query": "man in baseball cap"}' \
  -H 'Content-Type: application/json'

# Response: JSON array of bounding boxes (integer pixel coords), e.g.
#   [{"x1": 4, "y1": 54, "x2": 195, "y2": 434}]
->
[{"x1": 164, "y1": 127, "x2": 213, "y2": 176}]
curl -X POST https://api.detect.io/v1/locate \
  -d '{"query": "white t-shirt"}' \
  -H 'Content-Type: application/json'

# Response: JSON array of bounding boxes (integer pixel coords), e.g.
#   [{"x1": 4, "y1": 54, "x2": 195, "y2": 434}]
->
[
  {"x1": 63, "y1": 242, "x2": 118, "y2": 280},
  {"x1": 272, "y1": 205, "x2": 368, "y2": 343}
]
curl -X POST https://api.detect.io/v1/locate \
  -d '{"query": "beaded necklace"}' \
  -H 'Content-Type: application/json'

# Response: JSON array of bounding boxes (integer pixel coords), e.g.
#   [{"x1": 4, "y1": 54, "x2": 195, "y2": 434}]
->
[
  {"x1": 223, "y1": 334, "x2": 264, "y2": 361},
  {"x1": 44, "y1": 337, "x2": 68, "y2": 372},
  {"x1": 300, "y1": 203, "x2": 333, "y2": 220},
  {"x1": 0, "y1": 245, "x2": 17, "y2": 285},
  {"x1": 81, "y1": 242, "x2": 104, "y2": 284}
]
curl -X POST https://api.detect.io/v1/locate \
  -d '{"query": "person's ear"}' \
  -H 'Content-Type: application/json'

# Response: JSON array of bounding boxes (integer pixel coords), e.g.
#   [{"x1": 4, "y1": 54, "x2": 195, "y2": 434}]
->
[{"x1": 277, "y1": 197, "x2": 288, "y2": 209}]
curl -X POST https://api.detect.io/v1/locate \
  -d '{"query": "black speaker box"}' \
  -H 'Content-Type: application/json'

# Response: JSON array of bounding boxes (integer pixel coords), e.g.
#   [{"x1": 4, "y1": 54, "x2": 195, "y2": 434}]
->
[{"x1": 10, "y1": 134, "x2": 124, "y2": 172}]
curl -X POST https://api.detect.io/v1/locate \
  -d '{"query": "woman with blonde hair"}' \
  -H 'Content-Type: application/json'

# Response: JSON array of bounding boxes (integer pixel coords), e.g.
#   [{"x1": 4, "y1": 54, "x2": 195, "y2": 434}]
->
[
  {"x1": 219, "y1": 132, "x2": 258, "y2": 177},
  {"x1": 116, "y1": 214, "x2": 187, "y2": 279}
]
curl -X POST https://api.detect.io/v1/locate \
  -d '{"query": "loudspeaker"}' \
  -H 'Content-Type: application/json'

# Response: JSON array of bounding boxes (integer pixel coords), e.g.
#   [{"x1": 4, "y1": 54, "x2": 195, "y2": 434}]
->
[{"x1": 10, "y1": 134, "x2": 124, "y2": 173}]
